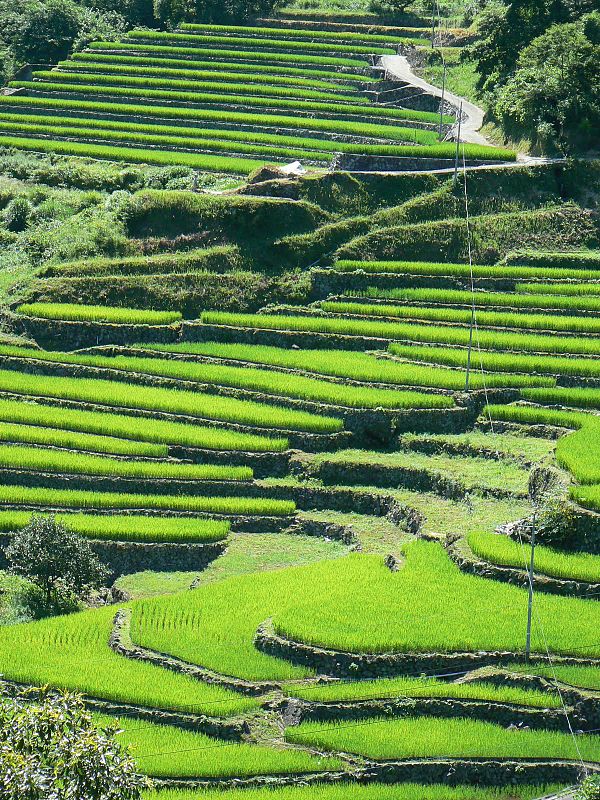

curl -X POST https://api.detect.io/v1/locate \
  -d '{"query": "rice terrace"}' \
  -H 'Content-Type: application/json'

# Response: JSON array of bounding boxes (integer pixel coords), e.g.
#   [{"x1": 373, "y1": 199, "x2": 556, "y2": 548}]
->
[{"x1": 0, "y1": 0, "x2": 598, "y2": 797}]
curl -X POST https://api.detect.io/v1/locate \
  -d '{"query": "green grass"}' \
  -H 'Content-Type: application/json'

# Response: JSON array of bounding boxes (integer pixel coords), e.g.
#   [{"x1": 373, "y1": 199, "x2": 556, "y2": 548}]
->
[
  {"x1": 0, "y1": 484, "x2": 295, "y2": 516},
  {"x1": 104, "y1": 713, "x2": 342, "y2": 778},
  {"x1": 312, "y1": 448, "x2": 530, "y2": 494},
  {"x1": 59, "y1": 59, "x2": 353, "y2": 90},
  {"x1": 32, "y1": 70, "x2": 364, "y2": 104},
  {"x1": 0, "y1": 135, "x2": 266, "y2": 174},
  {"x1": 43, "y1": 246, "x2": 238, "y2": 277},
  {"x1": 0, "y1": 605, "x2": 257, "y2": 715},
  {"x1": 468, "y1": 530, "x2": 600, "y2": 583},
  {"x1": 285, "y1": 714, "x2": 599, "y2": 761},
  {"x1": 72, "y1": 51, "x2": 372, "y2": 81},
  {"x1": 127, "y1": 28, "x2": 397, "y2": 55},
  {"x1": 0, "y1": 510, "x2": 229, "y2": 543},
  {"x1": 143, "y1": 784, "x2": 560, "y2": 800},
  {"x1": 0, "y1": 444, "x2": 252, "y2": 481},
  {"x1": 15, "y1": 79, "x2": 446, "y2": 126},
  {"x1": 0, "y1": 395, "x2": 287, "y2": 452},
  {"x1": 0, "y1": 363, "x2": 337, "y2": 433},
  {"x1": 140, "y1": 341, "x2": 553, "y2": 390},
  {"x1": 285, "y1": 673, "x2": 559, "y2": 707},
  {"x1": 200, "y1": 311, "x2": 600, "y2": 356},
  {"x1": 508, "y1": 663, "x2": 600, "y2": 692},
  {"x1": 334, "y1": 259, "x2": 600, "y2": 281},
  {"x1": 504, "y1": 250, "x2": 600, "y2": 269},
  {"x1": 321, "y1": 300, "x2": 600, "y2": 335},
  {"x1": 400, "y1": 430, "x2": 556, "y2": 463},
  {"x1": 16, "y1": 302, "x2": 181, "y2": 325},
  {"x1": 0, "y1": 421, "x2": 167, "y2": 457},
  {"x1": 388, "y1": 342, "x2": 600, "y2": 379},
  {"x1": 358, "y1": 286, "x2": 600, "y2": 313},
  {"x1": 24, "y1": 348, "x2": 453, "y2": 410},
  {"x1": 130, "y1": 542, "x2": 600, "y2": 684}
]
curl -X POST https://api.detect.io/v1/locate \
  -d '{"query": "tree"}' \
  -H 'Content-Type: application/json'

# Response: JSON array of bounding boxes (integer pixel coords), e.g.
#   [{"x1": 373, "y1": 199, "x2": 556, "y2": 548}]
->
[
  {"x1": 154, "y1": 0, "x2": 281, "y2": 26},
  {"x1": 0, "y1": 0, "x2": 81, "y2": 65},
  {"x1": 5, "y1": 515, "x2": 109, "y2": 612},
  {"x1": 0, "y1": 688, "x2": 150, "y2": 800},
  {"x1": 494, "y1": 19, "x2": 600, "y2": 152}
]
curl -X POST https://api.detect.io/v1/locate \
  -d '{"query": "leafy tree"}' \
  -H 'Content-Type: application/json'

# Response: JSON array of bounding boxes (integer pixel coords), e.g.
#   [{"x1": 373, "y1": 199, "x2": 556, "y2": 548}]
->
[
  {"x1": 0, "y1": 0, "x2": 80, "y2": 65},
  {"x1": 0, "y1": 688, "x2": 150, "y2": 800},
  {"x1": 154, "y1": 0, "x2": 281, "y2": 25},
  {"x1": 494, "y1": 18, "x2": 600, "y2": 152},
  {"x1": 5, "y1": 515, "x2": 109, "y2": 611}
]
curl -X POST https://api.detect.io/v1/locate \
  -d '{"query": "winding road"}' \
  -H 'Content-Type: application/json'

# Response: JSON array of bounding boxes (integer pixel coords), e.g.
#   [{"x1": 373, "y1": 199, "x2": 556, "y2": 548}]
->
[{"x1": 379, "y1": 53, "x2": 490, "y2": 146}]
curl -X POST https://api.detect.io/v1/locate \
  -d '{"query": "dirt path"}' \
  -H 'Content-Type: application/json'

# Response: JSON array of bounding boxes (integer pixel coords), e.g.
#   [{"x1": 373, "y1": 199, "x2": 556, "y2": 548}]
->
[{"x1": 379, "y1": 53, "x2": 490, "y2": 146}]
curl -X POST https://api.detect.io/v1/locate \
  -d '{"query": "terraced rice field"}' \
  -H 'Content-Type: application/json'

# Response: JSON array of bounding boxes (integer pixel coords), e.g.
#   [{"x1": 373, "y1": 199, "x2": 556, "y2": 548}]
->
[
  {"x1": 0, "y1": 22, "x2": 516, "y2": 172},
  {"x1": 1, "y1": 45, "x2": 599, "y2": 798}
]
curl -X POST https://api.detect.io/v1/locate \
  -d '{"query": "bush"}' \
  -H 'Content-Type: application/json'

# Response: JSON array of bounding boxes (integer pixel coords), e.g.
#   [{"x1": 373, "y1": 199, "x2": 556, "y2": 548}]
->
[
  {"x1": 4, "y1": 515, "x2": 109, "y2": 614},
  {"x1": 3, "y1": 197, "x2": 33, "y2": 232}
]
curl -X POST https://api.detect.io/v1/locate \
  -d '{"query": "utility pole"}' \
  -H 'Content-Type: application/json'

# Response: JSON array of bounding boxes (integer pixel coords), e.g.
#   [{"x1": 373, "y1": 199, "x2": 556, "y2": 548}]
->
[
  {"x1": 525, "y1": 512, "x2": 537, "y2": 661},
  {"x1": 453, "y1": 101, "x2": 463, "y2": 185},
  {"x1": 431, "y1": 5, "x2": 436, "y2": 48},
  {"x1": 439, "y1": 63, "x2": 446, "y2": 141}
]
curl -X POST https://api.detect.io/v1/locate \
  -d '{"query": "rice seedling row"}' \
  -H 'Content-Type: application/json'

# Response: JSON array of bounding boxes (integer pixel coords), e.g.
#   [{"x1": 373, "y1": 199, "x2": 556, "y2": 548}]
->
[
  {"x1": 388, "y1": 342, "x2": 600, "y2": 380},
  {"x1": 0, "y1": 444, "x2": 252, "y2": 481},
  {"x1": 284, "y1": 673, "x2": 559, "y2": 707},
  {"x1": 32, "y1": 70, "x2": 367, "y2": 105},
  {"x1": 15, "y1": 80, "x2": 447, "y2": 125},
  {"x1": 0, "y1": 112, "x2": 509, "y2": 160},
  {"x1": 320, "y1": 300, "x2": 600, "y2": 335},
  {"x1": 334, "y1": 260, "x2": 600, "y2": 281},
  {"x1": 356, "y1": 287, "x2": 600, "y2": 314},
  {"x1": 0, "y1": 484, "x2": 296, "y2": 515},
  {"x1": 179, "y1": 22, "x2": 424, "y2": 45},
  {"x1": 88, "y1": 40, "x2": 369, "y2": 68},
  {"x1": 0, "y1": 346, "x2": 454, "y2": 410},
  {"x1": 101, "y1": 713, "x2": 342, "y2": 778},
  {"x1": 0, "y1": 364, "x2": 338, "y2": 433},
  {"x1": 0, "y1": 421, "x2": 167, "y2": 457},
  {"x1": 0, "y1": 509, "x2": 230, "y2": 543},
  {"x1": 126, "y1": 29, "x2": 396, "y2": 56},
  {"x1": 17, "y1": 302, "x2": 181, "y2": 325},
  {"x1": 467, "y1": 530, "x2": 600, "y2": 583},
  {"x1": 139, "y1": 341, "x2": 554, "y2": 390},
  {"x1": 200, "y1": 311, "x2": 600, "y2": 357},
  {"x1": 58, "y1": 59, "x2": 356, "y2": 91},
  {"x1": 286, "y1": 714, "x2": 600, "y2": 761},
  {"x1": 0, "y1": 395, "x2": 286, "y2": 452},
  {"x1": 70, "y1": 51, "x2": 373, "y2": 82},
  {"x1": 0, "y1": 96, "x2": 441, "y2": 146},
  {"x1": 0, "y1": 134, "x2": 267, "y2": 174},
  {"x1": 504, "y1": 251, "x2": 600, "y2": 269},
  {"x1": 146, "y1": 785, "x2": 556, "y2": 800}
]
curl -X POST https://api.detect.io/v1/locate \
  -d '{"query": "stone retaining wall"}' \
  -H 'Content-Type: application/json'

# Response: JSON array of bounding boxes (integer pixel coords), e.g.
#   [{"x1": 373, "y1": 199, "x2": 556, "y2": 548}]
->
[
  {"x1": 275, "y1": 694, "x2": 570, "y2": 730},
  {"x1": 335, "y1": 155, "x2": 502, "y2": 172},
  {"x1": 446, "y1": 533, "x2": 600, "y2": 599},
  {"x1": 255, "y1": 619, "x2": 600, "y2": 679},
  {"x1": 0, "y1": 533, "x2": 226, "y2": 578},
  {"x1": 8, "y1": 312, "x2": 181, "y2": 350}
]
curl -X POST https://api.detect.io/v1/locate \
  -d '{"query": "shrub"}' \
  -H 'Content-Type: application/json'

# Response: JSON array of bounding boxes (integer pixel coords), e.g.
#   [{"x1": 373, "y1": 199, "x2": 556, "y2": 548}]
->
[
  {"x1": 5, "y1": 515, "x2": 109, "y2": 612},
  {"x1": 3, "y1": 196, "x2": 33, "y2": 232}
]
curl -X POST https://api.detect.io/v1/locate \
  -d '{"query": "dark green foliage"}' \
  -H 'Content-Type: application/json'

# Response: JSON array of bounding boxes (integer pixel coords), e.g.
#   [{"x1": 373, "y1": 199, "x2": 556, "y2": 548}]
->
[
  {"x1": 0, "y1": 0, "x2": 80, "y2": 65},
  {"x1": 5, "y1": 515, "x2": 109, "y2": 612},
  {"x1": 3, "y1": 196, "x2": 33, "y2": 232},
  {"x1": 495, "y1": 19, "x2": 600, "y2": 152},
  {"x1": 0, "y1": 689, "x2": 149, "y2": 800},
  {"x1": 154, "y1": 0, "x2": 281, "y2": 26}
]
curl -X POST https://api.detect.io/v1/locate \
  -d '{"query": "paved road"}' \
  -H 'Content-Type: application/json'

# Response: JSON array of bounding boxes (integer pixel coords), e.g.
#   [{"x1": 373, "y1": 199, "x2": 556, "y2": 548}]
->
[{"x1": 379, "y1": 53, "x2": 489, "y2": 146}]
